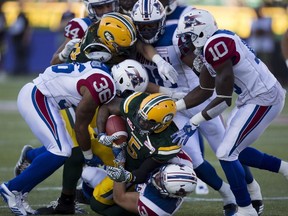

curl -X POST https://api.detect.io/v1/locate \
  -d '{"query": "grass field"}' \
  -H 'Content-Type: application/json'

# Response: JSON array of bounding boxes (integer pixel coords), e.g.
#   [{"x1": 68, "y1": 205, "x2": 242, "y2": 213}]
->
[{"x1": 0, "y1": 75, "x2": 288, "y2": 216}]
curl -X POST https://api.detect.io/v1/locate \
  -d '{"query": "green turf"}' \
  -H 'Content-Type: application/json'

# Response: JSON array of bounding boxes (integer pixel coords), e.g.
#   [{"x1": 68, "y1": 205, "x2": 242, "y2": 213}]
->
[{"x1": 0, "y1": 75, "x2": 287, "y2": 215}]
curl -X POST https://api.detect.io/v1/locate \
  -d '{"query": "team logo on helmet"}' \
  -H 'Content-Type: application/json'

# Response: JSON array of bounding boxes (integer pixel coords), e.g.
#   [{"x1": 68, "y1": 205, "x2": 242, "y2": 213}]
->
[
  {"x1": 104, "y1": 31, "x2": 114, "y2": 42},
  {"x1": 184, "y1": 15, "x2": 205, "y2": 29},
  {"x1": 126, "y1": 69, "x2": 146, "y2": 89}
]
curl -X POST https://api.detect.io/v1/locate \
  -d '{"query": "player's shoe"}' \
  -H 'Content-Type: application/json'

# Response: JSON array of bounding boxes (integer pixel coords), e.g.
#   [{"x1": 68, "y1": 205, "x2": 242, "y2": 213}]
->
[
  {"x1": 35, "y1": 198, "x2": 86, "y2": 215},
  {"x1": 236, "y1": 204, "x2": 258, "y2": 216},
  {"x1": 0, "y1": 183, "x2": 27, "y2": 216},
  {"x1": 223, "y1": 203, "x2": 237, "y2": 216},
  {"x1": 195, "y1": 178, "x2": 209, "y2": 195},
  {"x1": 22, "y1": 193, "x2": 36, "y2": 215},
  {"x1": 252, "y1": 200, "x2": 264, "y2": 216},
  {"x1": 14, "y1": 145, "x2": 33, "y2": 176}
]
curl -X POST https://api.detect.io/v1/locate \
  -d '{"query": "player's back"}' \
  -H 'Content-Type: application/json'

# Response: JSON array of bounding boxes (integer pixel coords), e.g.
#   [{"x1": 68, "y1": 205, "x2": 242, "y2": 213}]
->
[
  {"x1": 33, "y1": 61, "x2": 115, "y2": 109},
  {"x1": 204, "y1": 30, "x2": 277, "y2": 102}
]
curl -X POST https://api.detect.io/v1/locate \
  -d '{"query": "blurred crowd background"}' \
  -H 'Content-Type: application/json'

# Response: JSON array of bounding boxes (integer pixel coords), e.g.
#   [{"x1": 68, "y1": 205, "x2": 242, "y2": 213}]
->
[{"x1": 0, "y1": 0, "x2": 287, "y2": 86}]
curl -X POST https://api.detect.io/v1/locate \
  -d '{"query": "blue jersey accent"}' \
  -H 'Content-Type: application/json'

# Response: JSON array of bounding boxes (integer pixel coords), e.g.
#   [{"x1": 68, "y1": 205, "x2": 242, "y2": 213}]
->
[
  {"x1": 166, "y1": 5, "x2": 186, "y2": 20},
  {"x1": 82, "y1": 17, "x2": 93, "y2": 26},
  {"x1": 153, "y1": 24, "x2": 177, "y2": 47},
  {"x1": 144, "y1": 183, "x2": 181, "y2": 214}
]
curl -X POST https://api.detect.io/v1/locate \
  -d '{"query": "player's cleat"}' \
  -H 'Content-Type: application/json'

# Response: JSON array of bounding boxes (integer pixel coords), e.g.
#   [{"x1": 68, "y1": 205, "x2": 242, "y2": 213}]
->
[
  {"x1": 236, "y1": 205, "x2": 258, "y2": 216},
  {"x1": 223, "y1": 203, "x2": 237, "y2": 216},
  {"x1": 252, "y1": 200, "x2": 264, "y2": 216},
  {"x1": 14, "y1": 145, "x2": 33, "y2": 176},
  {"x1": 0, "y1": 183, "x2": 27, "y2": 216},
  {"x1": 22, "y1": 193, "x2": 36, "y2": 215},
  {"x1": 35, "y1": 198, "x2": 86, "y2": 215},
  {"x1": 195, "y1": 178, "x2": 209, "y2": 195}
]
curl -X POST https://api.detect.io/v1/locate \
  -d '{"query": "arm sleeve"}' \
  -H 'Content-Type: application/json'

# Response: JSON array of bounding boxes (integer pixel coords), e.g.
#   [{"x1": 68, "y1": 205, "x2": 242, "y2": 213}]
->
[{"x1": 131, "y1": 157, "x2": 163, "y2": 184}]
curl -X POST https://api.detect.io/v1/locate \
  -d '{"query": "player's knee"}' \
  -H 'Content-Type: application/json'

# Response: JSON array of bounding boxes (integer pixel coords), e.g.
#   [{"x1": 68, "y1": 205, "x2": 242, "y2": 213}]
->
[{"x1": 216, "y1": 146, "x2": 238, "y2": 161}]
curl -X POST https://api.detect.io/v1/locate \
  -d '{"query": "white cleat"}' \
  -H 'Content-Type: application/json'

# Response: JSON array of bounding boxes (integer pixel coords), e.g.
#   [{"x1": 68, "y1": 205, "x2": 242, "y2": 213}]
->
[
  {"x1": 236, "y1": 204, "x2": 258, "y2": 216},
  {"x1": 195, "y1": 178, "x2": 209, "y2": 195},
  {"x1": 0, "y1": 183, "x2": 27, "y2": 216},
  {"x1": 22, "y1": 193, "x2": 36, "y2": 215},
  {"x1": 14, "y1": 145, "x2": 33, "y2": 176}
]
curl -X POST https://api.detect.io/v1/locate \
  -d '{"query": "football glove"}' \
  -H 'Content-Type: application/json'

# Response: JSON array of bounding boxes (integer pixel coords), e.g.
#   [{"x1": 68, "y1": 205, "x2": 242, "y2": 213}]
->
[
  {"x1": 106, "y1": 165, "x2": 132, "y2": 183},
  {"x1": 98, "y1": 133, "x2": 119, "y2": 147},
  {"x1": 59, "y1": 38, "x2": 81, "y2": 62},
  {"x1": 159, "y1": 86, "x2": 188, "y2": 101},
  {"x1": 84, "y1": 155, "x2": 104, "y2": 167},
  {"x1": 171, "y1": 122, "x2": 198, "y2": 146},
  {"x1": 152, "y1": 54, "x2": 178, "y2": 84}
]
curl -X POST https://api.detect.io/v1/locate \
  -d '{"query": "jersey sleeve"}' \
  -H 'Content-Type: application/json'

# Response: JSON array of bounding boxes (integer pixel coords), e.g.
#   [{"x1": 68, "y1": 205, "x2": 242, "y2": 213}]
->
[
  {"x1": 204, "y1": 35, "x2": 240, "y2": 68},
  {"x1": 64, "y1": 17, "x2": 91, "y2": 39},
  {"x1": 77, "y1": 72, "x2": 116, "y2": 105}
]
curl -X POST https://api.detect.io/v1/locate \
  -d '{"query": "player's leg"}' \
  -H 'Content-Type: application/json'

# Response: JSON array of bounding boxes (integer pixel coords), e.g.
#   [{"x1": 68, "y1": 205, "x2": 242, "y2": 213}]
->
[
  {"x1": 1, "y1": 84, "x2": 70, "y2": 215},
  {"x1": 217, "y1": 102, "x2": 284, "y2": 215}
]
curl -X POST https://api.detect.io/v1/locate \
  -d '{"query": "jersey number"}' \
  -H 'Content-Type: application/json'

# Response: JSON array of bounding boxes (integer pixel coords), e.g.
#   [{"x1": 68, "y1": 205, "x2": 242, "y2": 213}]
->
[{"x1": 208, "y1": 41, "x2": 228, "y2": 61}]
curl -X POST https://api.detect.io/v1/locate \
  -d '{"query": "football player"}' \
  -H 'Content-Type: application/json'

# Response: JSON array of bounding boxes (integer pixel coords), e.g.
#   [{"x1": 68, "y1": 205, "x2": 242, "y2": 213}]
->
[
  {"x1": 173, "y1": 9, "x2": 287, "y2": 216},
  {"x1": 0, "y1": 60, "x2": 118, "y2": 216},
  {"x1": 81, "y1": 150, "x2": 197, "y2": 215},
  {"x1": 131, "y1": 0, "x2": 238, "y2": 214},
  {"x1": 86, "y1": 92, "x2": 182, "y2": 215}
]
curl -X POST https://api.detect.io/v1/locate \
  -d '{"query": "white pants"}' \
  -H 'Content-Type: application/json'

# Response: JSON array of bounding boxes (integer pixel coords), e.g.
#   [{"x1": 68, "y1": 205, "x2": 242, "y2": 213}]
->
[
  {"x1": 17, "y1": 83, "x2": 73, "y2": 157},
  {"x1": 216, "y1": 101, "x2": 285, "y2": 161}
]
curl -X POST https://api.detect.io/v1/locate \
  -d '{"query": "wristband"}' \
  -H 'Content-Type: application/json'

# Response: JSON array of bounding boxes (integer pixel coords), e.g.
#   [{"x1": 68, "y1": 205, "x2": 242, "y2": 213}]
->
[
  {"x1": 286, "y1": 59, "x2": 288, "y2": 68},
  {"x1": 190, "y1": 112, "x2": 206, "y2": 126},
  {"x1": 82, "y1": 149, "x2": 93, "y2": 160},
  {"x1": 176, "y1": 99, "x2": 186, "y2": 111},
  {"x1": 152, "y1": 54, "x2": 163, "y2": 64},
  {"x1": 58, "y1": 52, "x2": 67, "y2": 62}
]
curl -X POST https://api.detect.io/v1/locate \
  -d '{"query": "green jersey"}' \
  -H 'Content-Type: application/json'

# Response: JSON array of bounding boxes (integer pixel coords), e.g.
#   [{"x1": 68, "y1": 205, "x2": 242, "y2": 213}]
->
[
  {"x1": 67, "y1": 21, "x2": 134, "y2": 67},
  {"x1": 120, "y1": 92, "x2": 181, "y2": 172}
]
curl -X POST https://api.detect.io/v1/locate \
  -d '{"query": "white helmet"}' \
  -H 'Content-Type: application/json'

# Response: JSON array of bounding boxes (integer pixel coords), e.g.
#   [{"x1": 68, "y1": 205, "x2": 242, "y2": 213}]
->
[
  {"x1": 152, "y1": 163, "x2": 197, "y2": 198},
  {"x1": 160, "y1": 0, "x2": 177, "y2": 15},
  {"x1": 83, "y1": 0, "x2": 119, "y2": 20},
  {"x1": 111, "y1": 59, "x2": 149, "y2": 96},
  {"x1": 131, "y1": 0, "x2": 166, "y2": 44},
  {"x1": 177, "y1": 9, "x2": 218, "y2": 48}
]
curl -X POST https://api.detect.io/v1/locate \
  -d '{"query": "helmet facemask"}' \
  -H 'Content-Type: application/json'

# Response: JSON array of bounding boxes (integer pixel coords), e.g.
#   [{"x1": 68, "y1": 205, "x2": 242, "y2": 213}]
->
[{"x1": 85, "y1": 0, "x2": 119, "y2": 20}]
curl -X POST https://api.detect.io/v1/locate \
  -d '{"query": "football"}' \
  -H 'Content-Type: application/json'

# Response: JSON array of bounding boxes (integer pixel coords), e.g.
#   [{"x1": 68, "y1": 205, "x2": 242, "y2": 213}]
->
[{"x1": 106, "y1": 115, "x2": 128, "y2": 145}]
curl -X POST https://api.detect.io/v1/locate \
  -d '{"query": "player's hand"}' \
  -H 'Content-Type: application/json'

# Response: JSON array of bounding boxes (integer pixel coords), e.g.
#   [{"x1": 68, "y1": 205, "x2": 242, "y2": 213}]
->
[
  {"x1": 171, "y1": 122, "x2": 198, "y2": 146},
  {"x1": 59, "y1": 38, "x2": 81, "y2": 62},
  {"x1": 152, "y1": 54, "x2": 178, "y2": 84},
  {"x1": 84, "y1": 155, "x2": 104, "y2": 167},
  {"x1": 106, "y1": 166, "x2": 132, "y2": 182},
  {"x1": 159, "y1": 87, "x2": 188, "y2": 101},
  {"x1": 98, "y1": 133, "x2": 119, "y2": 147}
]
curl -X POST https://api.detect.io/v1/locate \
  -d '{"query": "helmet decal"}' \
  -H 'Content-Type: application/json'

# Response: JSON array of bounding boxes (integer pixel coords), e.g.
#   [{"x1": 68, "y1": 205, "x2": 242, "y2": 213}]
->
[{"x1": 184, "y1": 15, "x2": 205, "y2": 29}]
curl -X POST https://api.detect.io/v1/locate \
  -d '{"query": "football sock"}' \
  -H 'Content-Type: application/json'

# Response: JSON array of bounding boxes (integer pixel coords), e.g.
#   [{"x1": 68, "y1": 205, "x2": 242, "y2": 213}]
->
[
  {"x1": 62, "y1": 147, "x2": 84, "y2": 191},
  {"x1": 279, "y1": 161, "x2": 288, "y2": 180},
  {"x1": 194, "y1": 160, "x2": 222, "y2": 190},
  {"x1": 26, "y1": 146, "x2": 46, "y2": 162},
  {"x1": 247, "y1": 179, "x2": 262, "y2": 201},
  {"x1": 242, "y1": 165, "x2": 254, "y2": 184},
  {"x1": 220, "y1": 160, "x2": 251, "y2": 207},
  {"x1": 218, "y1": 181, "x2": 236, "y2": 206},
  {"x1": 59, "y1": 192, "x2": 75, "y2": 204},
  {"x1": 8, "y1": 151, "x2": 67, "y2": 193},
  {"x1": 239, "y1": 147, "x2": 281, "y2": 172}
]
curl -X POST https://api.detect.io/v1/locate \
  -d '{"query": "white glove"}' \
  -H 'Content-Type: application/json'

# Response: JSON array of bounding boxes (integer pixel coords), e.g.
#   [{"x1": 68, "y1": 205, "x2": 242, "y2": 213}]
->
[
  {"x1": 159, "y1": 86, "x2": 188, "y2": 101},
  {"x1": 59, "y1": 38, "x2": 81, "y2": 62},
  {"x1": 98, "y1": 133, "x2": 119, "y2": 147},
  {"x1": 152, "y1": 54, "x2": 178, "y2": 84}
]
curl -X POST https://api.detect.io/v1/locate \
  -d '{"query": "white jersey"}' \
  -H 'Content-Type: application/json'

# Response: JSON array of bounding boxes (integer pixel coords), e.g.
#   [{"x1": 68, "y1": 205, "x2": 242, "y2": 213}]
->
[
  {"x1": 33, "y1": 61, "x2": 116, "y2": 109},
  {"x1": 136, "y1": 24, "x2": 199, "y2": 91},
  {"x1": 203, "y1": 30, "x2": 284, "y2": 106}
]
